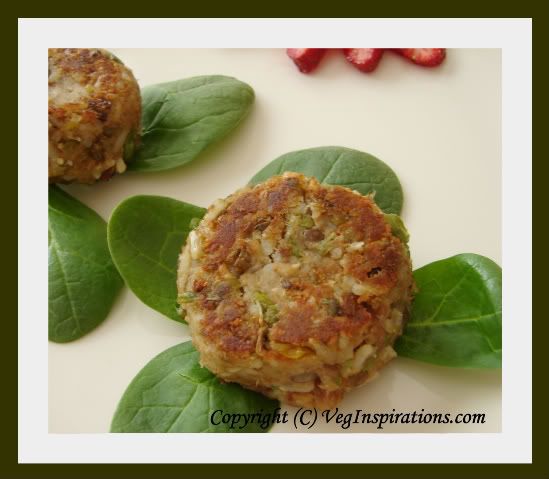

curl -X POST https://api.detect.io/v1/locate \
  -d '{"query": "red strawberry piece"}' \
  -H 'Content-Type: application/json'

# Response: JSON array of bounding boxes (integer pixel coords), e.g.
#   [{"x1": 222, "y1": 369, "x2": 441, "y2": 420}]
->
[
  {"x1": 286, "y1": 48, "x2": 327, "y2": 73},
  {"x1": 342, "y1": 48, "x2": 385, "y2": 73},
  {"x1": 394, "y1": 48, "x2": 446, "y2": 67}
]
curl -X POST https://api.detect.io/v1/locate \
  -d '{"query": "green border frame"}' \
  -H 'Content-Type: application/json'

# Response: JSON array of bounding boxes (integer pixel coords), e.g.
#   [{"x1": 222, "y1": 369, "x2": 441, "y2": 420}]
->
[{"x1": 12, "y1": 4, "x2": 548, "y2": 478}]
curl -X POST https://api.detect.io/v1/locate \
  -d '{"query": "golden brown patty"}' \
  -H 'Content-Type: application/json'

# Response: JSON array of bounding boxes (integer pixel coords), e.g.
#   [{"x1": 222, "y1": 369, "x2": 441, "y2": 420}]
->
[
  {"x1": 177, "y1": 173, "x2": 414, "y2": 409},
  {"x1": 48, "y1": 48, "x2": 141, "y2": 184}
]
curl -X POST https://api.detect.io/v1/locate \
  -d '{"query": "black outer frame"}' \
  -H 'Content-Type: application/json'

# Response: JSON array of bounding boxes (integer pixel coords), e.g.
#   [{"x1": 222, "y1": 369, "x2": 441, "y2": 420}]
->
[{"x1": 11, "y1": 3, "x2": 548, "y2": 478}]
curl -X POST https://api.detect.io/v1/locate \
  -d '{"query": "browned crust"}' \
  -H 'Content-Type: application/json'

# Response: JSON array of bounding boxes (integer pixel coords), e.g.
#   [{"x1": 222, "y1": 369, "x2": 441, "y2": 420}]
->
[
  {"x1": 179, "y1": 173, "x2": 414, "y2": 408},
  {"x1": 190, "y1": 175, "x2": 409, "y2": 353},
  {"x1": 48, "y1": 48, "x2": 141, "y2": 184},
  {"x1": 310, "y1": 183, "x2": 388, "y2": 243}
]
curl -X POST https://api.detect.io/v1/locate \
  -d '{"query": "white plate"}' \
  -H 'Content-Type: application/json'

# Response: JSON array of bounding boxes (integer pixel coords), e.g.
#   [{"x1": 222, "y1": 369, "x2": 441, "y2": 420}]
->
[{"x1": 49, "y1": 48, "x2": 501, "y2": 433}]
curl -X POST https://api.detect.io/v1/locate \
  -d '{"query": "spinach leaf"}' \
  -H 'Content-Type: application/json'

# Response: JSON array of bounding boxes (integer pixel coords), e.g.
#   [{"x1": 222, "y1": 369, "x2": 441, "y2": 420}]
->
[
  {"x1": 49, "y1": 186, "x2": 123, "y2": 342},
  {"x1": 111, "y1": 341, "x2": 279, "y2": 433},
  {"x1": 129, "y1": 75, "x2": 254, "y2": 172},
  {"x1": 384, "y1": 213, "x2": 409, "y2": 244},
  {"x1": 395, "y1": 254, "x2": 502, "y2": 368},
  {"x1": 107, "y1": 195, "x2": 205, "y2": 321},
  {"x1": 249, "y1": 146, "x2": 404, "y2": 214}
]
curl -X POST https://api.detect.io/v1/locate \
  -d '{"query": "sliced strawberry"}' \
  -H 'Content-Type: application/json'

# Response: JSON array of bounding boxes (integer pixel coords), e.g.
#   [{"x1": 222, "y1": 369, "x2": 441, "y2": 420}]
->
[
  {"x1": 394, "y1": 48, "x2": 446, "y2": 67},
  {"x1": 286, "y1": 48, "x2": 327, "y2": 73},
  {"x1": 342, "y1": 48, "x2": 385, "y2": 73}
]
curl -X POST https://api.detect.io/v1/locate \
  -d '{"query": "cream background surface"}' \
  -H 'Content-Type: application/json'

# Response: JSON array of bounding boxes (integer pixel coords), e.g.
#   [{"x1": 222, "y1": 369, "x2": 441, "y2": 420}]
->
[{"x1": 49, "y1": 48, "x2": 501, "y2": 433}]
